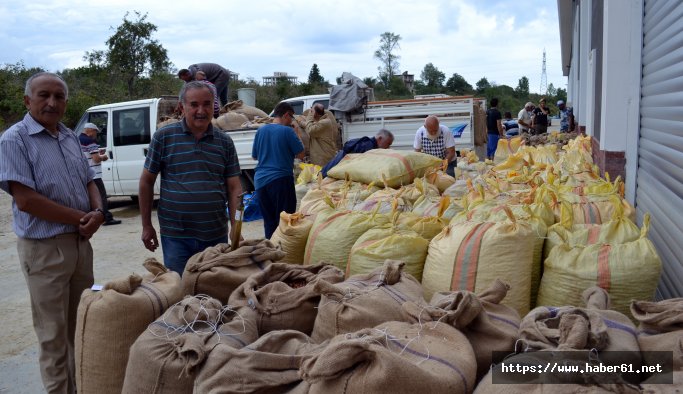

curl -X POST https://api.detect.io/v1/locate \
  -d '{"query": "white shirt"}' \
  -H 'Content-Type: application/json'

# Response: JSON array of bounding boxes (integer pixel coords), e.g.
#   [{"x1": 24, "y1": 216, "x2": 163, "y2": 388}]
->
[
  {"x1": 517, "y1": 108, "x2": 533, "y2": 132},
  {"x1": 413, "y1": 125, "x2": 456, "y2": 150}
]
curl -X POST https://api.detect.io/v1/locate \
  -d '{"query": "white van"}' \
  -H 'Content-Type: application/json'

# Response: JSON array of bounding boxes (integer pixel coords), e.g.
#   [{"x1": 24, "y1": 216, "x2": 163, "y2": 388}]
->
[{"x1": 269, "y1": 94, "x2": 330, "y2": 116}]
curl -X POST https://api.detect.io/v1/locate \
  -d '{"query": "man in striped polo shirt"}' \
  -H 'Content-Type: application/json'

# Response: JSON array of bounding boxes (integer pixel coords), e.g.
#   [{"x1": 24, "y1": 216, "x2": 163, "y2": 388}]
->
[
  {"x1": 0, "y1": 72, "x2": 105, "y2": 393},
  {"x1": 139, "y1": 81, "x2": 242, "y2": 275}
]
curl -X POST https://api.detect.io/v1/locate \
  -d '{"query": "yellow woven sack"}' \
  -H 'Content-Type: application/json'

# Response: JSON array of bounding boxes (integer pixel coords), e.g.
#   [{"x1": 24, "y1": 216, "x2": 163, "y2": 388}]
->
[
  {"x1": 303, "y1": 209, "x2": 390, "y2": 269},
  {"x1": 537, "y1": 217, "x2": 662, "y2": 317},
  {"x1": 424, "y1": 166, "x2": 456, "y2": 194},
  {"x1": 269, "y1": 212, "x2": 314, "y2": 264},
  {"x1": 346, "y1": 224, "x2": 429, "y2": 281},
  {"x1": 422, "y1": 208, "x2": 536, "y2": 316},
  {"x1": 298, "y1": 188, "x2": 334, "y2": 217},
  {"x1": 543, "y1": 205, "x2": 643, "y2": 261},
  {"x1": 411, "y1": 195, "x2": 463, "y2": 220},
  {"x1": 401, "y1": 177, "x2": 440, "y2": 205},
  {"x1": 493, "y1": 136, "x2": 523, "y2": 164},
  {"x1": 327, "y1": 149, "x2": 442, "y2": 188},
  {"x1": 396, "y1": 212, "x2": 448, "y2": 240},
  {"x1": 296, "y1": 163, "x2": 322, "y2": 185}
]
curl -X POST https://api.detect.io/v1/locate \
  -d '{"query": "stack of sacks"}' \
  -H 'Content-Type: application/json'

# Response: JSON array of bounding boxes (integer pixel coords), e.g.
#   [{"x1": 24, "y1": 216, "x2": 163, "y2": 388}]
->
[
  {"x1": 181, "y1": 239, "x2": 285, "y2": 304},
  {"x1": 123, "y1": 295, "x2": 259, "y2": 393},
  {"x1": 475, "y1": 287, "x2": 642, "y2": 393},
  {"x1": 269, "y1": 212, "x2": 314, "y2": 264},
  {"x1": 327, "y1": 149, "x2": 442, "y2": 188},
  {"x1": 76, "y1": 259, "x2": 183, "y2": 394},
  {"x1": 311, "y1": 260, "x2": 425, "y2": 343},
  {"x1": 400, "y1": 176, "x2": 441, "y2": 206},
  {"x1": 228, "y1": 263, "x2": 344, "y2": 335},
  {"x1": 395, "y1": 211, "x2": 449, "y2": 240},
  {"x1": 195, "y1": 330, "x2": 325, "y2": 393},
  {"x1": 411, "y1": 194, "x2": 463, "y2": 220},
  {"x1": 537, "y1": 216, "x2": 661, "y2": 317},
  {"x1": 219, "y1": 99, "x2": 269, "y2": 120},
  {"x1": 346, "y1": 214, "x2": 429, "y2": 280},
  {"x1": 422, "y1": 207, "x2": 537, "y2": 316},
  {"x1": 303, "y1": 207, "x2": 390, "y2": 269},
  {"x1": 213, "y1": 111, "x2": 249, "y2": 130},
  {"x1": 402, "y1": 279, "x2": 520, "y2": 382},
  {"x1": 300, "y1": 320, "x2": 477, "y2": 394},
  {"x1": 345, "y1": 185, "x2": 409, "y2": 213}
]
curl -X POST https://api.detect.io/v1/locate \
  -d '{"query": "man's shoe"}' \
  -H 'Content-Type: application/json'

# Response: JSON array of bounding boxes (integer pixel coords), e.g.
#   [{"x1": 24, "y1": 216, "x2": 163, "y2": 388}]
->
[{"x1": 103, "y1": 219, "x2": 122, "y2": 226}]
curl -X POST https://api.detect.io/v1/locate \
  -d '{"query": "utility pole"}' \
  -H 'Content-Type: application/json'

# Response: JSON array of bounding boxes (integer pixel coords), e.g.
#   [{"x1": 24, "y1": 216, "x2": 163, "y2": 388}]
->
[{"x1": 540, "y1": 48, "x2": 548, "y2": 95}]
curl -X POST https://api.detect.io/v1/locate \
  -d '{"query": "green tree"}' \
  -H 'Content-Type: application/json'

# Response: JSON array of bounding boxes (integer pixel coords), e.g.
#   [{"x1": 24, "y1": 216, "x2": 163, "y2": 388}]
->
[
  {"x1": 374, "y1": 32, "x2": 401, "y2": 87},
  {"x1": 546, "y1": 82, "x2": 557, "y2": 98},
  {"x1": 445, "y1": 73, "x2": 473, "y2": 95},
  {"x1": 476, "y1": 77, "x2": 491, "y2": 93},
  {"x1": 99, "y1": 11, "x2": 172, "y2": 98},
  {"x1": 307, "y1": 63, "x2": 325, "y2": 85},
  {"x1": 515, "y1": 76, "x2": 530, "y2": 97},
  {"x1": 420, "y1": 63, "x2": 445, "y2": 89}
]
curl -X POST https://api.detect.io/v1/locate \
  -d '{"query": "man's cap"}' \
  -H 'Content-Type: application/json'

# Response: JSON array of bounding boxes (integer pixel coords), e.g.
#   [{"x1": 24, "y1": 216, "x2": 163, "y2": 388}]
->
[
  {"x1": 84, "y1": 122, "x2": 100, "y2": 132},
  {"x1": 557, "y1": 100, "x2": 565, "y2": 106}
]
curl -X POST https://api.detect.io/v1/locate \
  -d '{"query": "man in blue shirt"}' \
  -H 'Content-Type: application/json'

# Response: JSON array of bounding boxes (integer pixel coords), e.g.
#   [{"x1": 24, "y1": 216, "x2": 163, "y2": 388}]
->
[
  {"x1": 252, "y1": 102, "x2": 305, "y2": 238},
  {"x1": 557, "y1": 100, "x2": 575, "y2": 132},
  {"x1": 0, "y1": 72, "x2": 104, "y2": 393},
  {"x1": 139, "y1": 81, "x2": 242, "y2": 275}
]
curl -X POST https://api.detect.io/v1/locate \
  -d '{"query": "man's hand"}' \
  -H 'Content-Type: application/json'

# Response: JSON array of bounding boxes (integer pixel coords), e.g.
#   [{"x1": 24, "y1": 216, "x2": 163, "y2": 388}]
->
[
  {"x1": 141, "y1": 225, "x2": 159, "y2": 252},
  {"x1": 79, "y1": 210, "x2": 105, "y2": 239}
]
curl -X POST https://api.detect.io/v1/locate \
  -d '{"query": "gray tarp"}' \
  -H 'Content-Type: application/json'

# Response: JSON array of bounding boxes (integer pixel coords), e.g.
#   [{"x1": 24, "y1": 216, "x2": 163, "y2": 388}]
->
[{"x1": 328, "y1": 72, "x2": 374, "y2": 113}]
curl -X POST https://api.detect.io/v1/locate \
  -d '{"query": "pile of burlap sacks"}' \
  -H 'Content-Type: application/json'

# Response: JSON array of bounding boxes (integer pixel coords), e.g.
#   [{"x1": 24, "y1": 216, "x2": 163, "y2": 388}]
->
[
  {"x1": 73, "y1": 137, "x2": 680, "y2": 393},
  {"x1": 212, "y1": 100, "x2": 270, "y2": 130}
]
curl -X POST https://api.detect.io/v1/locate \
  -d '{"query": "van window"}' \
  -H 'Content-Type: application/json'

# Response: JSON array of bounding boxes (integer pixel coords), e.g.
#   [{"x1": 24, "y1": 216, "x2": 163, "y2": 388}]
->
[
  {"x1": 287, "y1": 100, "x2": 304, "y2": 115},
  {"x1": 113, "y1": 107, "x2": 150, "y2": 146},
  {"x1": 75, "y1": 111, "x2": 108, "y2": 147}
]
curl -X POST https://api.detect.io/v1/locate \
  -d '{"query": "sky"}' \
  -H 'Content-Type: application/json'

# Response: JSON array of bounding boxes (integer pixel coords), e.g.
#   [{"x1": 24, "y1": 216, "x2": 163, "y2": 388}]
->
[{"x1": 0, "y1": 0, "x2": 566, "y2": 94}]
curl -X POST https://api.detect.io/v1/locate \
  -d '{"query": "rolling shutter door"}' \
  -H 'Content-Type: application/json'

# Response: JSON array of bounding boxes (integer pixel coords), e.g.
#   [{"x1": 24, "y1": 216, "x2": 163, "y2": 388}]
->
[{"x1": 638, "y1": 0, "x2": 683, "y2": 299}]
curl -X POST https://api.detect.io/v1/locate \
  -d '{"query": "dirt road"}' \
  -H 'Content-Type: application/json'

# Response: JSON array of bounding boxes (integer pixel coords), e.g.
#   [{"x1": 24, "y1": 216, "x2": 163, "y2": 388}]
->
[{"x1": 0, "y1": 193, "x2": 265, "y2": 393}]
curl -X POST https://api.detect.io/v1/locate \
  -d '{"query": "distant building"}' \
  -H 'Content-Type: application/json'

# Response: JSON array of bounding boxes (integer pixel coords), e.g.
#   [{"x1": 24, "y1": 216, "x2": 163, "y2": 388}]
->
[
  {"x1": 228, "y1": 71, "x2": 239, "y2": 82},
  {"x1": 394, "y1": 71, "x2": 415, "y2": 92},
  {"x1": 263, "y1": 72, "x2": 298, "y2": 86}
]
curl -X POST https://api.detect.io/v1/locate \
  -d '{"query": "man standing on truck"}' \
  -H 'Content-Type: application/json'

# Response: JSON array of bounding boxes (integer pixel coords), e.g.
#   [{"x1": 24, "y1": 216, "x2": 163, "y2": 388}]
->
[
  {"x1": 252, "y1": 102, "x2": 305, "y2": 238},
  {"x1": 79, "y1": 122, "x2": 121, "y2": 225},
  {"x1": 0, "y1": 72, "x2": 105, "y2": 393},
  {"x1": 178, "y1": 63, "x2": 231, "y2": 107},
  {"x1": 413, "y1": 115, "x2": 456, "y2": 175},
  {"x1": 303, "y1": 103, "x2": 339, "y2": 166},
  {"x1": 139, "y1": 81, "x2": 242, "y2": 275}
]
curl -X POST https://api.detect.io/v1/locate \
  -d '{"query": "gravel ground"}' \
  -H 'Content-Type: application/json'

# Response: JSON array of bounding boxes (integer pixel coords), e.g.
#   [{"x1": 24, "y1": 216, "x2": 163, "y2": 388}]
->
[{"x1": 0, "y1": 193, "x2": 266, "y2": 393}]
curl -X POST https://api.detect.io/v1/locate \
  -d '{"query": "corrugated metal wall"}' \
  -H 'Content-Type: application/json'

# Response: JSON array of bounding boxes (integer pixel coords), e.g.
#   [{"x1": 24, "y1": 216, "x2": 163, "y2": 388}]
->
[{"x1": 638, "y1": 0, "x2": 683, "y2": 299}]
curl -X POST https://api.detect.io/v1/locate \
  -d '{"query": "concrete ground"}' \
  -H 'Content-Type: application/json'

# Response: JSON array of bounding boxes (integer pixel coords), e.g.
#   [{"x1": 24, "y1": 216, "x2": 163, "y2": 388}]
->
[{"x1": 0, "y1": 194, "x2": 265, "y2": 393}]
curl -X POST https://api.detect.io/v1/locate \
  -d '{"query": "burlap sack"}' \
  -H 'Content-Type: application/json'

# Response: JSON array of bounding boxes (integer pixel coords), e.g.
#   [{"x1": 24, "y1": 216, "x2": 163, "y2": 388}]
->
[
  {"x1": 631, "y1": 298, "x2": 683, "y2": 370},
  {"x1": 310, "y1": 260, "x2": 424, "y2": 343},
  {"x1": 228, "y1": 263, "x2": 344, "y2": 335},
  {"x1": 181, "y1": 239, "x2": 285, "y2": 304},
  {"x1": 303, "y1": 209, "x2": 390, "y2": 269},
  {"x1": 346, "y1": 225, "x2": 429, "y2": 281},
  {"x1": 122, "y1": 296, "x2": 259, "y2": 394},
  {"x1": 327, "y1": 149, "x2": 443, "y2": 188},
  {"x1": 537, "y1": 221, "x2": 661, "y2": 317},
  {"x1": 403, "y1": 279, "x2": 520, "y2": 381},
  {"x1": 222, "y1": 99, "x2": 269, "y2": 120},
  {"x1": 269, "y1": 212, "x2": 314, "y2": 264},
  {"x1": 301, "y1": 321, "x2": 477, "y2": 394},
  {"x1": 422, "y1": 209, "x2": 536, "y2": 316},
  {"x1": 213, "y1": 111, "x2": 249, "y2": 130},
  {"x1": 76, "y1": 259, "x2": 182, "y2": 394},
  {"x1": 640, "y1": 370, "x2": 683, "y2": 393},
  {"x1": 520, "y1": 287, "x2": 639, "y2": 355},
  {"x1": 195, "y1": 330, "x2": 324, "y2": 394}
]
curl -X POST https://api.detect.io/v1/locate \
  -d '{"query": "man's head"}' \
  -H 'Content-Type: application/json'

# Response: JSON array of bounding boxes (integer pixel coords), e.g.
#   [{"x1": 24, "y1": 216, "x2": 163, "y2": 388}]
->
[
  {"x1": 490, "y1": 97, "x2": 499, "y2": 108},
  {"x1": 424, "y1": 115, "x2": 440, "y2": 136},
  {"x1": 179, "y1": 81, "x2": 214, "y2": 132},
  {"x1": 24, "y1": 72, "x2": 69, "y2": 133},
  {"x1": 504, "y1": 111, "x2": 512, "y2": 120},
  {"x1": 195, "y1": 71, "x2": 207, "y2": 81},
  {"x1": 557, "y1": 100, "x2": 566, "y2": 110},
  {"x1": 83, "y1": 122, "x2": 99, "y2": 139},
  {"x1": 312, "y1": 103, "x2": 325, "y2": 118},
  {"x1": 272, "y1": 101, "x2": 296, "y2": 126},
  {"x1": 177, "y1": 69, "x2": 193, "y2": 82},
  {"x1": 375, "y1": 128, "x2": 394, "y2": 149},
  {"x1": 525, "y1": 102, "x2": 535, "y2": 111},
  {"x1": 539, "y1": 98, "x2": 547, "y2": 106}
]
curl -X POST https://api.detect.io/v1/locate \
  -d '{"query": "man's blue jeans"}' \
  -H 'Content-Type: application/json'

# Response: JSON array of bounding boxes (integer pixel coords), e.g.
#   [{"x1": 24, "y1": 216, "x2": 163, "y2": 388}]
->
[{"x1": 160, "y1": 235, "x2": 228, "y2": 276}]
